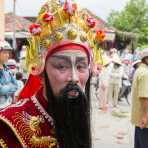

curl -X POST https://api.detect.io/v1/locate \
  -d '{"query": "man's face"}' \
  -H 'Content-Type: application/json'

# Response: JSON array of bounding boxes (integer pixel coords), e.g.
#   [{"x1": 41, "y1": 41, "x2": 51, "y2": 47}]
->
[
  {"x1": 0, "y1": 50, "x2": 10, "y2": 64},
  {"x1": 45, "y1": 49, "x2": 90, "y2": 97}
]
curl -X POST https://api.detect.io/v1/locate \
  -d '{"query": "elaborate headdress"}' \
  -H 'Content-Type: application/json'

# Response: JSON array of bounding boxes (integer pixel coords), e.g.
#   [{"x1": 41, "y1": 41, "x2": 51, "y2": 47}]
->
[{"x1": 26, "y1": 0, "x2": 105, "y2": 75}]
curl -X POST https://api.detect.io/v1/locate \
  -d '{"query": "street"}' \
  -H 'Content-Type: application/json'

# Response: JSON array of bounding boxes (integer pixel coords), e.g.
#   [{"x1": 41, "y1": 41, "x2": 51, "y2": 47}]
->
[{"x1": 91, "y1": 93, "x2": 134, "y2": 148}]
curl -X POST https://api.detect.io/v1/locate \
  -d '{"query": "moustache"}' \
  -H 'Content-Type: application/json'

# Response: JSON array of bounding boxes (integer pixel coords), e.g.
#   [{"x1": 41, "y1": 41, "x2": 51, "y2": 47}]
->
[{"x1": 59, "y1": 82, "x2": 84, "y2": 100}]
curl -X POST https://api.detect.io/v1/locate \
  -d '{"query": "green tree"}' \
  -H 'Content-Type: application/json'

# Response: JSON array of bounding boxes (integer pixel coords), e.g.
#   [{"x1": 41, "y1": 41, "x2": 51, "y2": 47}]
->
[{"x1": 107, "y1": 0, "x2": 148, "y2": 47}]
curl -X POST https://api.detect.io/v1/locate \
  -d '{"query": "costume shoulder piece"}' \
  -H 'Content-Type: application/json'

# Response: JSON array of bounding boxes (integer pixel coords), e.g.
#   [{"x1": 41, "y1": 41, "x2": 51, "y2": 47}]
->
[{"x1": 0, "y1": 96, "x2": 57, "y2": 148}]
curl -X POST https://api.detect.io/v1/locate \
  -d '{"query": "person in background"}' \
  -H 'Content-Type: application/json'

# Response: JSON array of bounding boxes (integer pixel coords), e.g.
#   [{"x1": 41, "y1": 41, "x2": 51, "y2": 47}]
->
[
  {"x1": 19, "y1": 45, "x2": 28, "y2": 83},
  {"x1": 129, "y1": 59, "x2": 141, "y2": 83},
  {"x1": 14, "y1": 72, "x2": 24, "y2": 99},
  {"x1": 97, "y1": 57, "x2": 111, "y2": 111},
  {"x1": 118, "y1": 58, "x2": 132, "y2": 104},
  {"x1": 108, "y1": 48, "x2": 118, "y2": 61},
  {"x1": 6, "y1": 58, "x2": 17, "y2": 76},
  {"x1": 0, "y1": 40, "x2": 18, "y2": 109},
  {"x1": 107, "y1": 55, "x2": 123, "y2": 107},
  {"x1": 120, "y1": 48, "x2": 133, "y2": 62},
  {"x1": 131, "y1": 48, "x2": 148, "y2": 148}
]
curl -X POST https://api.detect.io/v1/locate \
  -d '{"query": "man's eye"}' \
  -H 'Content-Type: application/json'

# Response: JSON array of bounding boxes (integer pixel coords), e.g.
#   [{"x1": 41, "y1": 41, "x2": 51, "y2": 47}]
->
[
  {"x1": 77, "y1": 64, "x2": 88, "y2": 71},
  {"x1": 55, "y1": 64, "x2": 69, "y2": 71}
]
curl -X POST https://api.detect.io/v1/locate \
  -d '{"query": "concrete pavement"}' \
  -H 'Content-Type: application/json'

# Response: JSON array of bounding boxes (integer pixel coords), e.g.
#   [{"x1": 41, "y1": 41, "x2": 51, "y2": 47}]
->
[{"x1": 91, "y1": 94, "x2": 134, "y2": 148}]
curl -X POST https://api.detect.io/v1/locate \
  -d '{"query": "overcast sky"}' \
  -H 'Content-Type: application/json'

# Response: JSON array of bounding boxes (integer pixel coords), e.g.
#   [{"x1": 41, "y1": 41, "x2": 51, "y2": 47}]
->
[{"x1": 4, "y1": 0, "x2": 148, "y2": 20}]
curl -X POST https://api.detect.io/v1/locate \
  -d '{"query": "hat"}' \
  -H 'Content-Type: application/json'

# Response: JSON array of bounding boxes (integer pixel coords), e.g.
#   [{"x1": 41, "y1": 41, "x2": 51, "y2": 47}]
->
[
  {"x1": 112, "y1": 55, "x2": 122, "y2": 65},
  {"x1": 0, "y1": 40, "x2": 12, "y2": 51},
  {"x1": 139, "y1": 48, "x2": 148, "y2": 60},
  {"x1": 132, "y1": 59, "x2": 141, "y2": 67},
  {"x1": 25, "y1": 0, "x2": 105, "y2": 75},
  {"x1": 110, "y1": 48, "x2": 117, "y2": 53}
]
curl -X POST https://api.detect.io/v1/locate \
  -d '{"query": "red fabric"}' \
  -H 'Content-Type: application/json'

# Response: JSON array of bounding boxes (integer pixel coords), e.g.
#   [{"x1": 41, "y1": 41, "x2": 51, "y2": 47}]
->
[
  {"x1": 18, "y1": 74, "x2": 42, "y2": 100},
  {"x1": 0, "y1": 121, "x2": 22, "y2": 147},
  {"x1": 36, "y1": 87, "x2": 48, "y2": 110},
  {"x1": 0, "y1": 96, "x2": 57, "y2": 147}
]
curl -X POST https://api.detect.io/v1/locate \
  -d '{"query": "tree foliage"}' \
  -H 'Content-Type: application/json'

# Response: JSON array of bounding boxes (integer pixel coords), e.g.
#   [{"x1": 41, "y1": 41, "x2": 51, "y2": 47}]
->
[{"x1": 107, "y1": 0, "x2": 148, "y2": 47}]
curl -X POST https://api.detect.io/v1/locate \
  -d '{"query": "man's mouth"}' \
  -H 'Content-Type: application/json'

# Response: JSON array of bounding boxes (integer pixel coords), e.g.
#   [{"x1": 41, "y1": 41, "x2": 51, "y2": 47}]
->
[{"x1": 67, "y1": 90, "x2": 79, "y2": 98}]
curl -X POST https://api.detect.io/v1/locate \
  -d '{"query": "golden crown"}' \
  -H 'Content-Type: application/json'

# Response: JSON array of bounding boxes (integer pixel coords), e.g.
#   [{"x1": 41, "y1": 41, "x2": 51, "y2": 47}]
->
[{"x1": 25, "y1": 0, "x2": 105, "y2": 74}]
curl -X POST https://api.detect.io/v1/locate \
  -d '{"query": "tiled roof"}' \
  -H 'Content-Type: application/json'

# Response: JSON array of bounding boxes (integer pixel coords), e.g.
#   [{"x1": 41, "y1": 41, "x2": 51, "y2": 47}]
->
[{"x1": 5, "y1": 12, "x2": 32, "y2": 32}]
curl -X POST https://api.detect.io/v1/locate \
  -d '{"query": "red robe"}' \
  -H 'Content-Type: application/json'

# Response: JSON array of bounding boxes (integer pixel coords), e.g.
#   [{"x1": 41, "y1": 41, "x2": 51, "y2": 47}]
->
[{"x1": 0, "y1": 88, "x2": 57, "y2": 148}]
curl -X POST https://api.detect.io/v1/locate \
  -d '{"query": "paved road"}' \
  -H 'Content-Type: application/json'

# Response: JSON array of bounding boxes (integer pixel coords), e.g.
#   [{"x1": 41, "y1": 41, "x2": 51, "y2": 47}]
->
[{"x1": 91, "y1": 93, "x2": 134, "y2": 148}]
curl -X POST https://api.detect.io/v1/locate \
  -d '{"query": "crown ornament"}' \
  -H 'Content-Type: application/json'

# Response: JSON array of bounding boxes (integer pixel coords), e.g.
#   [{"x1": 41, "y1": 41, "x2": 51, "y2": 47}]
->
[{"x1": 26, "y1": 0, "x2": 105, "y2": 74}]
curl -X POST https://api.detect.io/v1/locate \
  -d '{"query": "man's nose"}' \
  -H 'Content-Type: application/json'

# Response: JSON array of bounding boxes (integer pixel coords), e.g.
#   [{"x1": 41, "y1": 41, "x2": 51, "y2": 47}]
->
[{"x1": 71, "y1": 67, "x2": 79, "y2": 83}]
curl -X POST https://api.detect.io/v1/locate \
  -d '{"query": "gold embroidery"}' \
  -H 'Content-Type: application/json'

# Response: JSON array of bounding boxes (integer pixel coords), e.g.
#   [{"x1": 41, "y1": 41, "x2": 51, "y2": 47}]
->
[
  {"x1": 12, "y1": 112, "x2": 34, "y2": 143},
  {"x1": 29, "y1": 116, "x2": 57, "y2": 147},
  {"x1": 0, "y1": 139, "x2": 8, "y2": 148},
  {"x1": 12, "y1": 112, "x2": 57, "y2": 147},
  {"x1": 29, "y1": 116, "x2": 43, "y2": 136},
  {"x1": 30, "y1": 136, "x2": 57, "y2": 148},
  {"x1": 0, "y1": 115, "x2": 27, "y2": 148}
]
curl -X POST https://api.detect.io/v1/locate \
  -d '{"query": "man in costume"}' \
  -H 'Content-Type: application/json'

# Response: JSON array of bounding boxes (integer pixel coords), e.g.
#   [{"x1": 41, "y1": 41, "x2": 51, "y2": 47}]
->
[{"x1": 0, "y1": 0, "x2": 103, "y2": 147}]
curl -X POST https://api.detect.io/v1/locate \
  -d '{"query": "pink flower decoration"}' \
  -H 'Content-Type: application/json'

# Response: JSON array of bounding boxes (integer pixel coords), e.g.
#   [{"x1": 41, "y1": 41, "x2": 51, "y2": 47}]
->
[
  {"x1": 29, "y1": 24, "x2": 41, "y2": 36},
  {"x1": 86, "y1": 17, "x2": 96, "y2": 28},
  {"x1": 63, "y1": 0, "x2": 77, "y2": 15},
  {"x1": 42, "y1": 12, "x2": 54, "y2": 23}
]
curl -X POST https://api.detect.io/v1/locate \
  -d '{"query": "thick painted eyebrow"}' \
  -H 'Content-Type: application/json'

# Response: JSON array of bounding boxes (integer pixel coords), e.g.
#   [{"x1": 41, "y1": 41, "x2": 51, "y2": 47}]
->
[
  {"x1": 75, "y1": 57, "x2": 88, "y2": 63},
  {"x1": 51, "y1": 55, "x2": 71, "y2": 62},
  {"x1": 51, "y1": 55, "x2": 87, "y2": 62}
]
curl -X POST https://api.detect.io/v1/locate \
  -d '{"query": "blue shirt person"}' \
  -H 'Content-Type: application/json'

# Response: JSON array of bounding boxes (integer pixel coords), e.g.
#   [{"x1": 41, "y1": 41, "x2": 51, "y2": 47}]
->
[{"x1": 0, "y1": 40, "x2": 18, "y2": 109}]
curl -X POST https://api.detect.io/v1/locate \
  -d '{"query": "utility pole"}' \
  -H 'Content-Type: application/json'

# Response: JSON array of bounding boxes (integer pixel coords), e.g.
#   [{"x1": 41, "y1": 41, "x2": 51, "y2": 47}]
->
[
  {"x1": 12, "y1": 0, "x2": 16, "y2": 50},
  {"x1": 0, "y1": 0, "x2": 5, "y2": 41}
]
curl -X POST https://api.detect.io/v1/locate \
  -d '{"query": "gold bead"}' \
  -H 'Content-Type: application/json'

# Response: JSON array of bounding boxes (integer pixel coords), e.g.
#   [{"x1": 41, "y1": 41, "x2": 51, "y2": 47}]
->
[
  {"x1": 89, "y1": 42, "x2": 94, "y2": 49},
  {"x1": 42, "y1": 39, "x2": 51, "y2": 48},
  {"x1": 61, "y1": 10, "x2": 70, "y2": 20},
  {"x1": 55, "y1": 32, "x2": 64, "y2": 41},
  {"x1": 67, "y1": 29, "x2": 77, "y2": 40},
  {"x1": 80, "y1": 34, "x2": 87, "y2": 42}
]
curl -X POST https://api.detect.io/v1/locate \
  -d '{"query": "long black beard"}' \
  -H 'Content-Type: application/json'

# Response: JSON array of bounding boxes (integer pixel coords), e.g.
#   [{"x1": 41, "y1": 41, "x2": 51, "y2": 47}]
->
[{"x1": 44, "y1": 72, "x2": 91, "y2": 148}]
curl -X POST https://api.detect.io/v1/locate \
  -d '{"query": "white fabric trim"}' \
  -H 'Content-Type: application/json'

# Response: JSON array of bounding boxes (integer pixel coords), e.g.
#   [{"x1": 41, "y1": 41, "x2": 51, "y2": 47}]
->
[{"x1": 31, "y1": 96, "x2": 54, "y2": 126}]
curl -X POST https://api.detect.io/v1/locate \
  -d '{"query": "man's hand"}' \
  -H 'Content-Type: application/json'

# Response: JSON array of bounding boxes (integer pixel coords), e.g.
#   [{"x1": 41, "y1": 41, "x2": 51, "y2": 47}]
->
[
  {"x1": 139, "y1": 115, "x2": 148, "y2": 129},
  {"x1": 139, "y1": 97, "x2": 148, "y2": 129}
]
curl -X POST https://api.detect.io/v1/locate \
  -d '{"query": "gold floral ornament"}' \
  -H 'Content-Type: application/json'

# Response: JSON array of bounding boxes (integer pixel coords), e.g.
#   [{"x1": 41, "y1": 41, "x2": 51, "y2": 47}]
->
[
  {"x1": 93, "y1": 30, "x2": 105, "y2": 65},
  {"x1": 26, "y1": 0, "x2": 105, "y2": 75},
  {"x1": 95, "y1": 30, "x2": 105, "y2": 42},
  {"x1": 0, "y1": 139, "x2": 8, "y2": 148}
]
